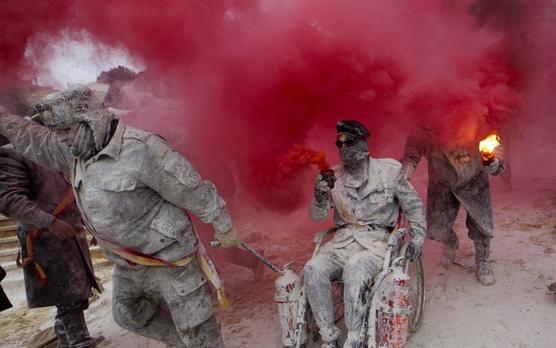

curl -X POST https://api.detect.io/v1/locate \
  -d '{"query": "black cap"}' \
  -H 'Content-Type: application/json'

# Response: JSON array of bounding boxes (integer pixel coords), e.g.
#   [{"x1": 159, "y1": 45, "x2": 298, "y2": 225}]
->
[{"x1": 336, "y1": 120, "x2": 370, "y2": 139}]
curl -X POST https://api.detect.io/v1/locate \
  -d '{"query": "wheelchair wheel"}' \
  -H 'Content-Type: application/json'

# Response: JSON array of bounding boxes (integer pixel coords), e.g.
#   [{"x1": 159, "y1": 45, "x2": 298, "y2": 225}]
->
[
  {"x1": 408, "y1": 255, "x2": 425, "y2": 333},
  {"x1": 332, "y1": 282, "x2": 344, "y2": 323}
]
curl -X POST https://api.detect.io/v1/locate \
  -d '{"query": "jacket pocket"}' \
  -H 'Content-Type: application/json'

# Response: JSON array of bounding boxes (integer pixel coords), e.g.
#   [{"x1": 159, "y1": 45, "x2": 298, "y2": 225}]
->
[
  {"x1": 84, "y1": 175, "x2": 138, "y2": 211},
  {"x1": 170, "y1": 259, "x2": 207, "y2": 296},
  {"x1": 149, "y1": 204, "x2": 193, "y2": 246},
  {"x1": 89, "y1": 175, "x2": 137, "y2": 192}
]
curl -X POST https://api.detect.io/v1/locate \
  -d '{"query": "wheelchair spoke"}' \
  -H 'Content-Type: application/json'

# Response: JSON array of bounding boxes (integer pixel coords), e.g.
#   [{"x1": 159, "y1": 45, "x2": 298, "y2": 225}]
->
[{"x1": 332, "y1": 282, "x2": 345, "y2": 323}]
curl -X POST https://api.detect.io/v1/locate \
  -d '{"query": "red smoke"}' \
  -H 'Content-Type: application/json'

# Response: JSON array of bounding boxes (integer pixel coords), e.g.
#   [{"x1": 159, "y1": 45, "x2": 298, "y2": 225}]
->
[
  {"x1": 245, "y1": 144, "x2": 330, "y2": 211},
  {"x1": 1, "y1": 0, "x2": 555, "y2": 214}
]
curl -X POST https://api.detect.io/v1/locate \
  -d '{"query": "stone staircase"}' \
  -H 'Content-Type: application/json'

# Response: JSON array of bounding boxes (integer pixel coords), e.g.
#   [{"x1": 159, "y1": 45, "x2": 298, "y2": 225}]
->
[
  {"x1": 0, "y1": 214, "x2": 110, "y2": 274},
  {"x1": 0, "y1": 215, "x2": 19, "y2": 272}
]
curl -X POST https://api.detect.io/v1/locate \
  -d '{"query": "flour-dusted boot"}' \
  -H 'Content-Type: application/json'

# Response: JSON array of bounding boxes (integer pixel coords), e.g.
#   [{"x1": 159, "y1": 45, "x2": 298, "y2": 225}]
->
[
  {"x1": 440, "y1": 238, "x2": 459, "y2": 267},
  {"x1": 474, "y1": 240, "x2": 495, "y2": 285}
]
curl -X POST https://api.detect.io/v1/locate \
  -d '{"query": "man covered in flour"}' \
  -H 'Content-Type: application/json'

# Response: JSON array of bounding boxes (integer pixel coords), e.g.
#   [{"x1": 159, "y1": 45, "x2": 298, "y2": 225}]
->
[
  {"x1": 303, "y1": 120, "x2": 426, "y2": 348},
  {"x1": 0, "y1": 86, "x2": 241, "y2": 347}
]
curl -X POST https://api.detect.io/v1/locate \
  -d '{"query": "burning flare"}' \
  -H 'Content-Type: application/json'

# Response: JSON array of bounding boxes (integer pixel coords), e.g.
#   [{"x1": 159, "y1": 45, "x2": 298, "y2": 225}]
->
[{"x1": 479, "y1": 134, "x2": 501, "y2": 161}]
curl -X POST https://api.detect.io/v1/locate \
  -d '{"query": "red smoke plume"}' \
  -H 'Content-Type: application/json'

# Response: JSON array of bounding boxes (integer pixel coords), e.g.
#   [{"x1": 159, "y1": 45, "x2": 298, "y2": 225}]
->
[
  {"x1": 1, "y1": 0, "x2": 555, "y2": 214},
  {"x1": 245, "y1": 144, "x2": 330, "y2": 211}
]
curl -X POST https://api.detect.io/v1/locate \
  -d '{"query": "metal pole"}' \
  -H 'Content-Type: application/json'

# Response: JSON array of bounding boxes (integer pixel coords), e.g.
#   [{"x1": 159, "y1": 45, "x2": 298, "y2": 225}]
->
[{"x1": 209, "y1": 240, "x2": 283, "y2": 274}]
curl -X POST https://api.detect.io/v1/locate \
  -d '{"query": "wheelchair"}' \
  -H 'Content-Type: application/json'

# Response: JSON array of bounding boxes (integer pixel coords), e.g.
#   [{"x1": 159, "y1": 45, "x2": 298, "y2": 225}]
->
[{"x1": 275, "y1": 224, "x2": 425, "y2": 348}]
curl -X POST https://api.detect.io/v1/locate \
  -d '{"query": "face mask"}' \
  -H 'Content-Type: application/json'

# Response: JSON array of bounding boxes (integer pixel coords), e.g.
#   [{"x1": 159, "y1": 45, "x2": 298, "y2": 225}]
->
[
  {"x1": 69, "y1": 123, "x2": 97, "y2": 159},
  {"x1": 338, "y1": 138, "x2": 368, "y2": 167}
]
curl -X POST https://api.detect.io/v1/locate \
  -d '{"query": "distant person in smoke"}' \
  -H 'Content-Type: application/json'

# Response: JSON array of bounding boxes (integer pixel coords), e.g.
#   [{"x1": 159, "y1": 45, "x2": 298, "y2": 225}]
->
[
  {"x1": 0, "y1": 134, "x2": 99, "y2": 347},
  {"x1": 303, "y1": 120, "x2": 426, "y2": 348},
  {"x1": 0, "y1": 86, "x2": 242, "y2": 348},
  {"x1": 401, "y1": 113, "x2": 505, "y2": 285}
]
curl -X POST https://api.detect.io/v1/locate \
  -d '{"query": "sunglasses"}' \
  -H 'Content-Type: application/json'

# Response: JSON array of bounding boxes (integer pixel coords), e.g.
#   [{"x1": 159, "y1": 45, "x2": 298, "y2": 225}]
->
[{"x1": 335, "y1": 138, "x2": 357, "y2": 148}]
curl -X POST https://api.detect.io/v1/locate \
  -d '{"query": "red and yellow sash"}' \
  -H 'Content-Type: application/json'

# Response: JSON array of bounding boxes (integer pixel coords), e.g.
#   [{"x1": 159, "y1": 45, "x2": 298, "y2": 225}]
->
[
  {"x1": 97, "y1": 239, "x2": 195, "y2": 267},
  {"x1": 98, "y1": 238, "x2": 229, "y2": 309}
]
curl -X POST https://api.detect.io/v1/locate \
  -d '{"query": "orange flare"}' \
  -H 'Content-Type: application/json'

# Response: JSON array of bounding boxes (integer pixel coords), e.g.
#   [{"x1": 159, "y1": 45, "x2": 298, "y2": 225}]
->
[{"x1": 479, "y1": 134, "x2": 501, "y2": 161}]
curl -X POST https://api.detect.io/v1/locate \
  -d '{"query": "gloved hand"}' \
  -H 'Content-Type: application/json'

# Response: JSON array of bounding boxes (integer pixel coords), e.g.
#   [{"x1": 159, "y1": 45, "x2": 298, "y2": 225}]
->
[
  {"x1": 48, "y1": 218, "x2": 77, "y2": 239},
  {"x1": 485, "y1": 158, "x2": 501, "y2": 174},
  {"x1": 406, "y1": 237, "x2": 423, "y2": 261},
  {"x1": 314, "y1": 175, "x2": 331, "y2": 203},
  {"x1": 215, "y1": 227, "x2": 242, "y2": 248}
]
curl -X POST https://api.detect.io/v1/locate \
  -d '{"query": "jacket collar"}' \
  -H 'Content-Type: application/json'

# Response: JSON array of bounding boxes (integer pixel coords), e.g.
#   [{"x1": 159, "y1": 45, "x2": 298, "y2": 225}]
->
[{"x1": 88, "y1": 121, "x2": 125, "y2": 162}]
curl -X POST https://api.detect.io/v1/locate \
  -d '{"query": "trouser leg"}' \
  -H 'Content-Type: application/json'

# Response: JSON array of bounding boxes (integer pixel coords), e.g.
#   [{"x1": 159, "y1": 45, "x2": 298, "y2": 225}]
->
[
  {"x1": 56, "y1": 300, "x2": 94, "y2": 348},
  {"x1": 165, "y1": 285, "x2": 222, "y2": 348},
  {"x1": 111, "y1": 266, "x2": 185, "y2": 346},
  {"x1": 302, "y1": 249, "x2": 347, "y2": 344},
  {"x1": 163, "y1": 315, "x2": 223, "y2": 348},
  {"x1": 342, "y1": 251, "x2": 383, "y2": 348},
  {"x1": 466, "y1": 213, "x2": 492, "y2": 264},
  {"x1": 466, "y1": 215, "x2": 495, "y2": 285},
  {"x1": 161, "y1": 260, "x2": 221, "y2": 347},
  {"x1": 427, "y1": 185, "x2": 461, "y2": 265},
  {"x1": 426, "y1": 185, "x2": 460, "y2": 246}
]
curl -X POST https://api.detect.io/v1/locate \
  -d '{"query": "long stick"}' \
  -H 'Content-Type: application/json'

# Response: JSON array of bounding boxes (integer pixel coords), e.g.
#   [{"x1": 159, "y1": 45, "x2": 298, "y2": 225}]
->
[{"x1": 209, "y1": 240, "x2": 283, "y2": 274}]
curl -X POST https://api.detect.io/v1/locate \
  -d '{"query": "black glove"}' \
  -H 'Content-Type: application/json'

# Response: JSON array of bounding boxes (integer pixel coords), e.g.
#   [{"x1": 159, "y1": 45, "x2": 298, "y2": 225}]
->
[{"x1": 314, "y1": 176, "x2": 331, "y2": 203}]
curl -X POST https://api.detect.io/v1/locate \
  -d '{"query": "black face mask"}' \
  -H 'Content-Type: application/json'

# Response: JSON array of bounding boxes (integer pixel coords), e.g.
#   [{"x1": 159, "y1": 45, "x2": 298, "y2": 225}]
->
[{"x1": 338, "y1": 138, "x2": 368, "y2": 167}]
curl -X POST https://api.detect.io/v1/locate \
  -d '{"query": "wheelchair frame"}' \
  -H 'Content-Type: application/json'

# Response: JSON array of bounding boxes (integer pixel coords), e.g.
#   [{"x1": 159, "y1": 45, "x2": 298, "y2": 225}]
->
[{"x1": 290, "y1": 225, "x2": 425, "y2": 348}]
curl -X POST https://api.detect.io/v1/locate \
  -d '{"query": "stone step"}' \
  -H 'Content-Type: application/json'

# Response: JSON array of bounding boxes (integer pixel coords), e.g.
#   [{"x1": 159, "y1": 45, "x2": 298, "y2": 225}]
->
[
  {"x1": 0, "y1": 230, "x2": 17, "y2": 240},
  {"x1": 89, "y1": 245, "x2": 105, "y2": 258},
  {"x1": 0, "y1": 214, "x2": 11, "y2": 222},
  {"x1": 0, "y1": 224, "x2": 17, "y2": 232},
  {"x1": 0, "y1": 215, "x2": 15, "y2": 226},
  {"x1": 0, "y1": 236, "x2": 19, "y2": 249},
  {"x1": 0, "y1": 260, "x2": 18, "y2": 273},
  {"x1": 0, "y1": 220, "x2": 15, "y2": 228},
  {"x1": 0, "y1": 225, "x2": 17, "y2": 239},
  {"x1": 0, "y1": 246, "x2": 19, "y2": 263}
]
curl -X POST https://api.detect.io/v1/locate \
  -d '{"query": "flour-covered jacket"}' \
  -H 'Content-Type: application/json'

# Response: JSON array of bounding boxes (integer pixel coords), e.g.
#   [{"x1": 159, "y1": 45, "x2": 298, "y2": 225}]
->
[
  {"x1": 402, "y1": 131, "x2": 505, "y2": 239},
  {"x1": 0, "y1": 113, "x2": 233, "y2": 268},
  {"x1": 309, "y1": 156, "x2": 426, "y2": 250}
]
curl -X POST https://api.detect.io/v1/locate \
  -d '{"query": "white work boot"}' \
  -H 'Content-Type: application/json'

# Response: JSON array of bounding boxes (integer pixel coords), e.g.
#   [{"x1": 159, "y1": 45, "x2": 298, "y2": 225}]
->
[
  {"x1": 476, "y1": 261, "x2": 495, "y2": 285},
  {"x1": 474, "y1": 240, "x2": 495, "y2": 285},
  {"x1": 440, "y1": 239, "x2": 458, "y2": 267}
]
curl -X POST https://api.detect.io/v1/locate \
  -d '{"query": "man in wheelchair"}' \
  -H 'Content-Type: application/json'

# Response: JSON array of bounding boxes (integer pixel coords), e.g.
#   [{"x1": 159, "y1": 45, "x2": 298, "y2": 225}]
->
[{"x1": 302, "y1": 120, "x2": 426, "y2": 348}]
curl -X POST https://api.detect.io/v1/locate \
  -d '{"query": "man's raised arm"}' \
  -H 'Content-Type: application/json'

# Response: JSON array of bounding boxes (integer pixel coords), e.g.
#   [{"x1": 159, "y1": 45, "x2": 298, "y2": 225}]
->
[{"x1": 0, "y1": 107, "x2": 71, "y2": 172}]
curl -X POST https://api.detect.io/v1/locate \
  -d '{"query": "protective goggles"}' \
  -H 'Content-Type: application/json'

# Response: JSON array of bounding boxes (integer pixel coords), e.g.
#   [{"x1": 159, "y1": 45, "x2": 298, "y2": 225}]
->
[{"x1": 335, "y1": 134, "x2": 358, "y2": 148}]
